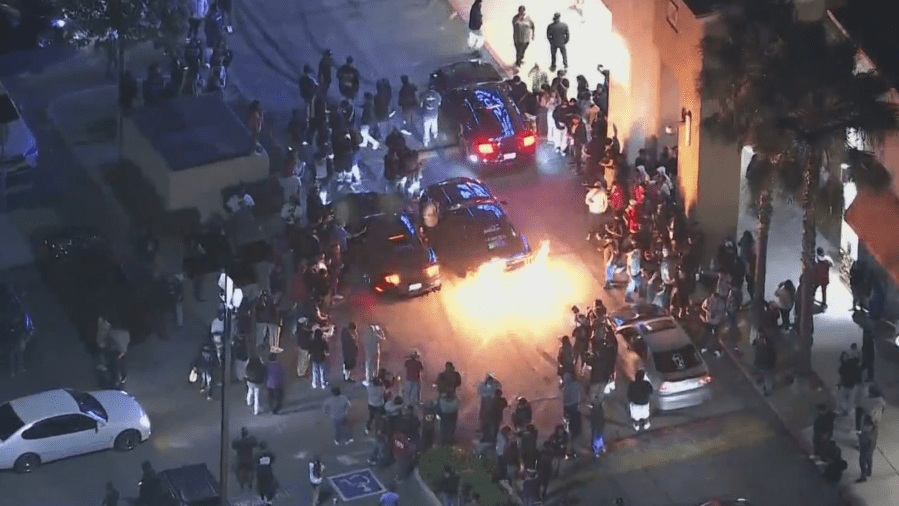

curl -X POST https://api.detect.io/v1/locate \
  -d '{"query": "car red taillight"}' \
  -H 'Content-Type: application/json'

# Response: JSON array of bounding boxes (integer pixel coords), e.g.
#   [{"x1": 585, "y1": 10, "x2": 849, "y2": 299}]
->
[{"x1": 520, "y1": 132, "x2": 537, "y2": 149}]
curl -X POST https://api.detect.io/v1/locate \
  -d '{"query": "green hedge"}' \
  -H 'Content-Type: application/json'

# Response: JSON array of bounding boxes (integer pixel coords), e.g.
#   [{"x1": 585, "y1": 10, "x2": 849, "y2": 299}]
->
[{"x1": 418, "y1": 446, "x2": 513, "y2": 506}]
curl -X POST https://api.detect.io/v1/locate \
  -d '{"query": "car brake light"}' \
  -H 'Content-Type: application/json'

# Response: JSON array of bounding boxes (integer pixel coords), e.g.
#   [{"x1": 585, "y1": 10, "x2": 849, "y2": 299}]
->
[
  {"x1": 384, "y1": 274, "x2": 400, "y2": 286},
  {"x1": 477, "y1": 142, "x2": 496, "y2": 155},
  {"x1": 699, "y1": 374, "x2": 712, "y2": 385},
  {"x1": 425, "y1": 264, "x2": 439, "y2": 277},
  {"x1": 520, "y1": 133, "x2": 536, "y2": 148}
]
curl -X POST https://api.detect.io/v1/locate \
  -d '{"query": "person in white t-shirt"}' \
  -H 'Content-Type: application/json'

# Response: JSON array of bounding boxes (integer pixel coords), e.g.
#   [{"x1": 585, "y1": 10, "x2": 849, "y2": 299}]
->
[{"x1": 584, "y1": 180, "x2": 608, "y2": 241}]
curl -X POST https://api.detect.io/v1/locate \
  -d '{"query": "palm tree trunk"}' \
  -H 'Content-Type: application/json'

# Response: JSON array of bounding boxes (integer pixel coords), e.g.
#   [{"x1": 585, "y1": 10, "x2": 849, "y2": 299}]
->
[
  {"x1": 796, "y1": 153, "x2": 820, "y2": 376},
  {"x1": 752, "y1": 188, "x2": 772, "y2": 338}
]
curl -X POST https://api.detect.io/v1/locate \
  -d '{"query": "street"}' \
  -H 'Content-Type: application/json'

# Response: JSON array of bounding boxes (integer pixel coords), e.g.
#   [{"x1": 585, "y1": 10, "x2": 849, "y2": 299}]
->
[{"x1": 0, "y1": 0, "x2": 847, "y2": 504}]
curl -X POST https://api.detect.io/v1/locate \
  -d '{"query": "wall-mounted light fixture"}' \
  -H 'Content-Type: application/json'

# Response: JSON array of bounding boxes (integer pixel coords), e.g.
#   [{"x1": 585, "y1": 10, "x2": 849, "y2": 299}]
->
[{"x1": 664, "y1": 108, "x2": 693, "y2": 146}]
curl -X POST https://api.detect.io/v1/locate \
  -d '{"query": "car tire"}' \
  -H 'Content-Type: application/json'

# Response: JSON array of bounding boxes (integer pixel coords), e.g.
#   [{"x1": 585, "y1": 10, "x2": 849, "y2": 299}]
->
[
  {"x1": 14, "y1": 453, "x2": 40, "y2": 474},
  {"x1": 114, "y1": 429, "x2": 141, "y2": 451}
]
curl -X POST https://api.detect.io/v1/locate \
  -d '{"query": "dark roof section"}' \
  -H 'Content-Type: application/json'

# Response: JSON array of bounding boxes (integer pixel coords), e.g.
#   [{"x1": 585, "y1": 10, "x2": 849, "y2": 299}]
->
[
  {"x1": 831, "y1": 0, "x2": 899, "y2": 89},
  {"x1": 681, "y1": 0, "x2": 728, "y2": 17},
  {"x1": 130, "y1": 95, "x2": 256, "y2": 172}
]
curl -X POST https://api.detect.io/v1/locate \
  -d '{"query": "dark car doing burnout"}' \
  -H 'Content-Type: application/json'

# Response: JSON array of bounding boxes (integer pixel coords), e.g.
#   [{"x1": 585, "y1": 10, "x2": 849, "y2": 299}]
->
[
  {"x1": 432, "y1": 61, "x2": 537, "y2": 167},
  {"x1": 420, "y1": 177, "x2": 532, "y2": 275},
  {"x1": 356, "y1": 213, "x2": 441, "y2": 296}
]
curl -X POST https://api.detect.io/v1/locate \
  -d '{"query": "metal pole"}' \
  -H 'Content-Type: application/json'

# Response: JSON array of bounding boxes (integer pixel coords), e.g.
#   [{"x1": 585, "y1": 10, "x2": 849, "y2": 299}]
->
[{"x1": 220, "y1": 281, "x2": 231, "y2": 502}]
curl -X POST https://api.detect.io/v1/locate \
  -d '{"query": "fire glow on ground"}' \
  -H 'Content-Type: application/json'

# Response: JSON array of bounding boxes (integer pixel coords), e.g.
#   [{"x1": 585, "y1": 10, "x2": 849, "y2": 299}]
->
[{"x1": 438, "y1": 241, "x2": 598, "y2": 351}]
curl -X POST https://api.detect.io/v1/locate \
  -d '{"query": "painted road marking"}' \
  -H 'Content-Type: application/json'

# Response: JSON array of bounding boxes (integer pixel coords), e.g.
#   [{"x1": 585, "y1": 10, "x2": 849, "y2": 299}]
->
[{"x1": 329, "y1": 468, "x2": 386, "y2": 501}]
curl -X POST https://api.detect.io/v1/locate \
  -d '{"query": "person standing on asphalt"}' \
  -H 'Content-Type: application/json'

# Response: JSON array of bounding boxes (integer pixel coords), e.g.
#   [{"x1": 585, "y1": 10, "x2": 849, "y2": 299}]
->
[
  {"x1": 436, "y1": 361, "x2": 463, "y2": 397},
  {"x1": 477, "y1": 373, "x2": 501, "y2": 437},
  {"x1": 404, "y1": 350, "x2": 424, "y2": 405},
  {"x1": 187, "y1": 0, "x2": 209, "y2": 39},
  {"x1": 584, "y1": 179, "x2": 608, "y2": 241},
  {"x1": 398, "y1": 75, "x2": 419, "y2": 134},
  {"x1": 323, "y1": 386, "x2": 354, "y2": 445},
  {"x1": 468, "y1": 0, "x2": 485, "y2": 55},
  {"x1": 861, "y1": 329, "x2": 876, "y2": 382},
  {"x1": 561, "y1": 373, "x2": 583, "y2": 450},
  {"x1": 420, "y1": 84, "x2": 442, "y2": 148},
  {"x1": 546, "y1": 13, "x2": 570, "y2": 71},
  {"x1": 522, "y1": 467, "x2": 541, "y2": 506},
  {"x1": 365, "y1": 324, "x2": 386, "y2": 384},
  {"x1": 309, "y1": 456, "x2": 325, "y2": 505},
  {"x1": 512, "y1": 6, "x2": 535, "y2": 67},
  {"x1": 437, "y1": 465, "x2": 461, "y2": 506},
  {"x1": 812, "y1": 403, "x2": 836, "y2": 460},
  {"x1": 627, "y1": 370, "x2": 653, "y2": 431},
  {"x1": 340, "y1": 322, "x2": 360, "y2": 382},
  {"x1": 265, "y1": 353, "x2": 285, "y2": 414},
  {"x1": 337, "y1": 56, "x2": 361, "y2": 101},
  {"x1": 857, "y1": 385, "x2": 886, "y2": 432},
  {"x1": 438, "y1": 391, "x2": 460, "y2": 445},
  {"x1": 308, "y1": 328, "x2": 330, "y2": 389},
  {"x1": 193, "y1": 342, "x2": 218, "y2": 401},
  {"x1": 233, "y1": 427, "x2": 258, "y2": 491},
  {"x1": 837, "y1": 350, "x2": 862, "y2": 415},
  {"x1": 359, "y1": 92, "x2": 381, "y2": 149},
  {"x1": 536, "y1": 442, "x2": 554, "y2": 499},
  {"x1": 245, "y1": 348, "x2": 266, "y2": 415},
  {"x1": 255, "y1": 291, "x2": 281, "y2": 353},
  {"x1": 102, "y1": 481, "x2": 119, "y2": 506},
  {"x1": 299, "y1": 65, "x2": 318, "y2": 119},
  {"x1": 700, "y1": 291, "x2": 725, "y2": 358},
  {"x1": 752, "y1": 333, "x2": 777, "y2": 396},
  {"x1": 856, "y1": 415, "x2": 876, "y2": 482},
  {"x1": 255, "y1": 442, "x2": 277, "y2": 505},
  {"x1": 137, "y1": 461, "x2": 159, "y2": 506},
  {"x1": 318, "y1": 50, "x2": 334, "y2": 94},
  {"x1": 366, "y1": 376, "x2": 388, "y2": 434}
]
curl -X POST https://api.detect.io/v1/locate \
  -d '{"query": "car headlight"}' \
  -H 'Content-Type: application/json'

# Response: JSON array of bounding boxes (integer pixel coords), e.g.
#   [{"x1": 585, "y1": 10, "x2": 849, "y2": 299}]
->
[
  {"x1": 52, "y1": 18, "x2": 67, "y2": 28},
  {"x1": 384, "y1": 274, "x2": 400, "y2": 286},
  {"x1": 425, "y1": 265, "x2": 439, "y2": 278},
  {"x1": 139, "y1": 412, "x2": 150, "y2": 428}
]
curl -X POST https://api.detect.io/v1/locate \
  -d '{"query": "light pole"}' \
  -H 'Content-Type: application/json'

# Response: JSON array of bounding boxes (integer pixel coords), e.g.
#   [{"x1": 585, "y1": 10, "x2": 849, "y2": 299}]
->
[{"x1": 218, "y1": 272, "x2": 243, "y2": 503}]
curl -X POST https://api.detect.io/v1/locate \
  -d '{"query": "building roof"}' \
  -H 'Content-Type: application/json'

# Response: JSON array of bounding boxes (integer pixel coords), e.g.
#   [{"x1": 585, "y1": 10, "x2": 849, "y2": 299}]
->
[
  {"x1": 831, "y1": 0, "x2": 899, "y2": 89},
  {"x1": 130, "y1": 95, "x2": 256, "y2": 172},
  {"x1": 681, "y1": 0, "x2": 727, "y2": 17}
]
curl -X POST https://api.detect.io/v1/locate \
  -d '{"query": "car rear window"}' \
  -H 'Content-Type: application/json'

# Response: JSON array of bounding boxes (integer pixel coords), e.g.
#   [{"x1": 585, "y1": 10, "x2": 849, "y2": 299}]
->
[
  {"x1": 0, "y1": 95, "x2": 20, "y2": 123},
  {"x1": 653, "y1": 344, "x2": 703, "y2": 374},
  {"x1": 0, "y1": 402, "x2": 24, "y2": 441}
]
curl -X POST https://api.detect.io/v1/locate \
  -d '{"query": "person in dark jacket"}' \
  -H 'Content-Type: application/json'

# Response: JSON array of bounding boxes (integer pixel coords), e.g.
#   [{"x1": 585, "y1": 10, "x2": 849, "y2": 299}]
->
[
  {"x1": 340, "y1": 322, "x2": 359, "y2": 382},
  {"x1": 837, "y1": 351, "x2": 862, "y2": 415},
  {"x1": 308, "y1": 328, "x2": 330, "y2": 389},
  {"x1": 589, "y1": 395, "x2": 605, "y2": 457},
  {"x1": 336, "y1": 56, "x2": 360, "y2": 101},
  {"x1": 318, "y1": 49, "x2": 334, "y2": 93},
  {"x1": 299, "y1": 64, "x2": 318, "y2": 119},
  {"x1": 359, "y1": 92, "x2": 380, "y2": 149},
  {"x1": 753, "y1": 334, "x2": 777, "y2": 395},
  {"x1": 627, "y1": 370, "x2": 653, "y2": 431},
  {"x1": 546, "y1": 13, "x2": 570, "y2": 71},
  {"x1": 861, "y1": 329, "x2": 876, "y2": 383},
  {"x1": 245, "y1": 350, "x2": 266, "y2": 414},
  {"x1": 812, "y1": 403, "x2": 836, "y2": 459},
  {"x1": 468, "y1": 0, "x2": 485, "y2": 53},
  {"x1": 193, "y1": 342, "x2": 218, "y2": 400},
  {"x1": 570, "y1": 115, "x2": 588, "y2": 174},
  {"x1": 233, "y1": 427, "x2": 258, "y2": 491},
  {"x1": 536, "y1": 442, "x2": 554, "y2": 498},
  {"x1": 436, "y1": 361, "x2": 462, "y2": 396},
  {"x1": 398, "y1": 75, "x2": 419, "y2": 131},
  {"x1": 511, "y1": 397, "x2": 533, "y2": 433},
  {"x1": 265, "y1": 354, "x2": 285, "y2": 414},
  {"x1": 255, "y1": 442, "x2": 277, "y2": 505},
  {"x1": 436, "y1": 465, "x2": 461, "y2": 506},
  {"x1": 137, "y1": 461, "x2": 159, "y2": 506}
]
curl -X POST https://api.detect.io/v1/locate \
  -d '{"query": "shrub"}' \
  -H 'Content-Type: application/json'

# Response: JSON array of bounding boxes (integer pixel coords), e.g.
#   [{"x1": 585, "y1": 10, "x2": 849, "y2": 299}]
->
[{"x1": 417, "y1": 446, "x2": 512, "y2": 506}]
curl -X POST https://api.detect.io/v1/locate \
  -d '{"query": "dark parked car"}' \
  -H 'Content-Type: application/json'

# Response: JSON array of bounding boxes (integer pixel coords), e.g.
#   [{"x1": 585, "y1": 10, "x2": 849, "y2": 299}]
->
[
  {"x1": 150, "y1": 464, "x2": 221, "y2": 506},
  {"x1": 35, "y1": 227, "x2": 153, "y2": 347},
  {"x1": 419, "y1": 177, "x2": 532, "y2": 275},
  {"x1": 431, "y1": 61, "x2": 537, "y2": 168},
  {"x1": 354, "y1": 212, "x2": 441, "y2": 297}
]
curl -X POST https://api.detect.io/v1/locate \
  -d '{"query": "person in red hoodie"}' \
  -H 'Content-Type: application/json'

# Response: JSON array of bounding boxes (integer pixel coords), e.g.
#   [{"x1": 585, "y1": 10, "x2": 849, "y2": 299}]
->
[
  {"x1": 608, "y1": 180, "x2": 625, "y2": 216},
  {"x1": 624, "y1": 200, "x2": 640, "y2": 236}
]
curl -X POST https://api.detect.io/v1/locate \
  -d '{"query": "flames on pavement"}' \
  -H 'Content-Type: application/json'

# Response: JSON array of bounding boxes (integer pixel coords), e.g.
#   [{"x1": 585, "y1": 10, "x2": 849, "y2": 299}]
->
[{"x1": 438, "y1": 240, "x2": 597, "y2": 349}]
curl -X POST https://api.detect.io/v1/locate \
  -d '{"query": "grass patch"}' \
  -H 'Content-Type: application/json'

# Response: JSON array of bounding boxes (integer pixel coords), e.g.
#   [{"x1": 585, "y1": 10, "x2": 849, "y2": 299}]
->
[{"x1": 418, "y1": 446, "x2": 513, "y2": 506}]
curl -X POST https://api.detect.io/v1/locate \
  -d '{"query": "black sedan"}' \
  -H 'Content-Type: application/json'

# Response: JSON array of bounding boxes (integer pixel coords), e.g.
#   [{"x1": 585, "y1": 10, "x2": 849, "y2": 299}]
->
[
  {"x1": 431, "y1": 61, "x2": 537, "y2": 168},
  {"x1": 353, "y1": 213, "x2": 441, "y2": 297},
  {"x1": 419, "y1": 177, "x2": 532, "y2": 275},
  {"x1": 35, "y1": 227, "x2": 153, "y2": 347}
]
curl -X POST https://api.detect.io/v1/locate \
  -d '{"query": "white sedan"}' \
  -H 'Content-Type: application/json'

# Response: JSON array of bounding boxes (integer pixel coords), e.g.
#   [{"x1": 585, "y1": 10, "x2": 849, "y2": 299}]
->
[{"x1": 0, "y1": 388, "x2": 151, "y2": 473}]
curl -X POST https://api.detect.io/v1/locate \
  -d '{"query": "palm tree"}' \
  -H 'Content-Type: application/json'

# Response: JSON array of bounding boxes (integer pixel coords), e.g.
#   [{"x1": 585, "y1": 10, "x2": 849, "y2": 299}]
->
[{"x1": 699, "y1": 0, "x2": 897, "y2": 378}]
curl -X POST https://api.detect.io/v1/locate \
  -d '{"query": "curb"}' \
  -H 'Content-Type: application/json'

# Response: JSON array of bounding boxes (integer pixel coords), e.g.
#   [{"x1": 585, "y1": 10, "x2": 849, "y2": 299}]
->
[
  {"x1": 720, "y1": 339, "x2": 859, "y2": 506},
  {"x1": 412, "y1": 468, "x2": 443, "y2": 506}
]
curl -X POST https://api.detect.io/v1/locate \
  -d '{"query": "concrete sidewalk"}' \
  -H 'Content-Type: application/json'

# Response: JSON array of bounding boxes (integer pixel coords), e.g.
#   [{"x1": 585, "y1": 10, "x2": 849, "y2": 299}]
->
[{"x1": 727, "y1": 198, "x2": 899, "y2": 506}]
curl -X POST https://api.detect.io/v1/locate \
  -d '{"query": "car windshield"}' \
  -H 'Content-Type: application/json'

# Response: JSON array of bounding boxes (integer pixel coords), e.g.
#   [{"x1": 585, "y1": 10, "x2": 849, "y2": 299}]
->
[
  {"x1": 0, "y1": 402, "x2": 24, "y2": 441},
  {"x1": 472, "y1": 89, "x2": 514, "y2": 138},
  {"x1": 0, "y1": 94, "x2": 20, "y2": 123},
  {"x1": 610, "y1": 304, "x2": 667, "y2": 327},
  {"x1": 654, "y1": 344, "x2": 703, "y2": 374},
  {"x1": 65, "y1": 390, "x2": 108, "y2": 422}
]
